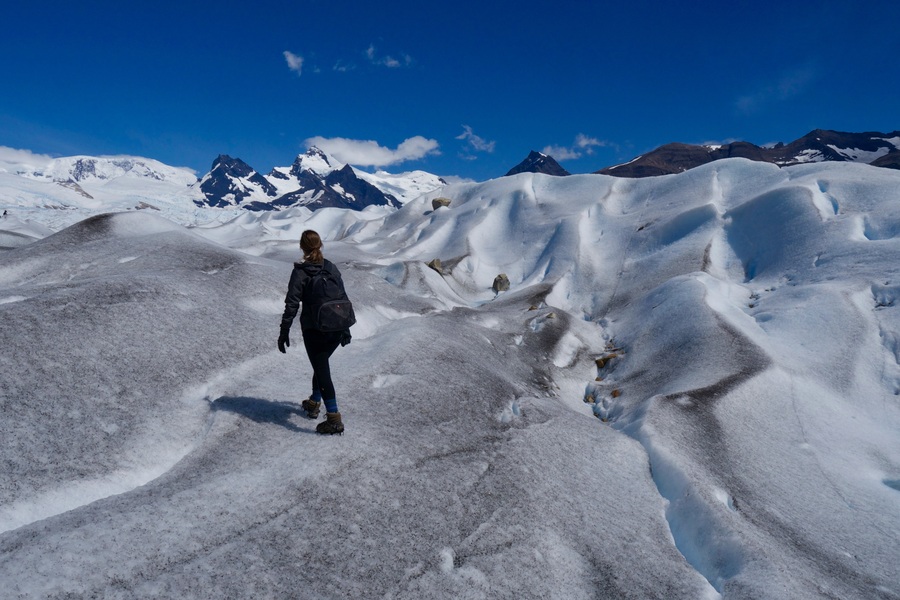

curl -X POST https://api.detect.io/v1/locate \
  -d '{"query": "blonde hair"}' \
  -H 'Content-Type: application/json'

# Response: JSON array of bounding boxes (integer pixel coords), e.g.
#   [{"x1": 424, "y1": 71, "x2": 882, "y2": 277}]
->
[{"x1": 300, "y1": 230, "x2": 324, "y2": 263}]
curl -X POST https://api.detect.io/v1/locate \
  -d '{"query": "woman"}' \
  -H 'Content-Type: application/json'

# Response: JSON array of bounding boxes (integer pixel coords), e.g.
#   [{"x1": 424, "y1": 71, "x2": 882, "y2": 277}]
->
[{"x1": 278, "y1": 230, "x2": 352, "y2": 435}]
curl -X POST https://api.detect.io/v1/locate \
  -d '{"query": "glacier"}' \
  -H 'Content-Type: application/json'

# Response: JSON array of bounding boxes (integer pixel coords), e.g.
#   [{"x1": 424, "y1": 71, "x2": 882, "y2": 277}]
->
[{"x1": 0, "y1": 158, "x2": 898, "y2": 599}]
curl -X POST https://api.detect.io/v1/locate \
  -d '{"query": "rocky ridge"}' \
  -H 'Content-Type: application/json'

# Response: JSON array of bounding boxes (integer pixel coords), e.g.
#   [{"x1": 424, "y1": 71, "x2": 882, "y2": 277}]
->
[
  {"x1": 195, "y1": 148, "x2": 405, "y2": 211},
  {"x1": 505, "y1": 150, "x2": 571, "y2": 177},
  {"x1": 596, "y1": 129, "x2": 900, "y2": 177}
]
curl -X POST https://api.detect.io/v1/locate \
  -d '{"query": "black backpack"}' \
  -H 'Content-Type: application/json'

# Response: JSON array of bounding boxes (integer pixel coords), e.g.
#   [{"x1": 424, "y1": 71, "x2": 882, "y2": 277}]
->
[{"x1": 306, "y1": 265, "x2": 356, "y2": 332}]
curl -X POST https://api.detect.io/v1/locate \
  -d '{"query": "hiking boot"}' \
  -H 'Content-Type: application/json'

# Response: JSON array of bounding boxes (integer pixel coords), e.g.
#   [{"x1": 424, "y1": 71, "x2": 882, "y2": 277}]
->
[
  {"x1": 301, "y1": 397, "x2": 321, "y2": 419},
  {"x1": 316, "y1": 412, "x2": 344, "y2": 435}
]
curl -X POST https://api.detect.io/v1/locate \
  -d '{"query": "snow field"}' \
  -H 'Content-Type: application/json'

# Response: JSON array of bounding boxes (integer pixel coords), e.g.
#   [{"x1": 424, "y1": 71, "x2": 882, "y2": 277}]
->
[{"x1": 1, "y1": 159, "x2": 899, "y2": 598}]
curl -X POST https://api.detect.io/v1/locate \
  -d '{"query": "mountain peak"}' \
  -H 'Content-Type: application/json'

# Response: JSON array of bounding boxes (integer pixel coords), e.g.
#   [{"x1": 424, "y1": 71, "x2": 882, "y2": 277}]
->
[
  {"x1": 505, "y1": 150, "x2": 570, "y2": 177},
  {"x1": 210, "y1": 155, "x2": 254, "y2": 178},
  {"x1": 291, "y1": 146, "x2": 341, "y2": 178},
  {"x1": 197, "y1": 149, "x2": 413, "y2": 212},
  {"x1": 198, "y1": 155, "x2": 277, "y2": 208}
]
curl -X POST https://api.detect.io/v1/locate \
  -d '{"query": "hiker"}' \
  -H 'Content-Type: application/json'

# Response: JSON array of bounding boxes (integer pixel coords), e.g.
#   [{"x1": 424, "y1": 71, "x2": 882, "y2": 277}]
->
[{"x1": 278, "y1": 230, "x2": 354, "y2": 435}]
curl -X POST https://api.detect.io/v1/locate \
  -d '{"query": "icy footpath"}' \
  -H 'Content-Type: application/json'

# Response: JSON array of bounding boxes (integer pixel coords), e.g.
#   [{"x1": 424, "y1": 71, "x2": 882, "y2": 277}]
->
[{"x1": 188, "y1": 292, "x2": 713, "y2": 598}]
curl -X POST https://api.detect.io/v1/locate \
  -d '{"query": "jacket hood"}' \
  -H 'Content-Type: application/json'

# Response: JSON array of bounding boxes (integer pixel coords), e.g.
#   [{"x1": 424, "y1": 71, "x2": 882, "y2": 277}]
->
[{"x1": 294, "y1": 259, "x2": 327, "y2": 274}]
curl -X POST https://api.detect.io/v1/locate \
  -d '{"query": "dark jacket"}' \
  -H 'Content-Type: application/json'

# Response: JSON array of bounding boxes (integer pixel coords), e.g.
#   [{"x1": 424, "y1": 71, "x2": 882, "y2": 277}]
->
[{"x1": 281, "y1": 259, "x2": 347, "y2": 331}]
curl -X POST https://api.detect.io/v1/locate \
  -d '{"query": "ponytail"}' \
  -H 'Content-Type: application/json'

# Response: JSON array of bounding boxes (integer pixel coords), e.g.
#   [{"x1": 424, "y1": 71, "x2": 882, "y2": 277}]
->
[{"x1": 300, "y1": 230, "x2": 324, "y2": 264}]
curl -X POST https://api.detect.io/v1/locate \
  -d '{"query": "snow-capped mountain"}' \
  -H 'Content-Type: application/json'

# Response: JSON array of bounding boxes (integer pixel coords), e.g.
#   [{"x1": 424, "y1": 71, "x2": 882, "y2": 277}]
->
[
  {"x1": 0, "y1": 152, "x2": 212, "y2": 231},
  {"x1": 0, "y1": 147, "x2": 448, "y2": 231},
  {"x1": 505, "y1": 150, "x2": 571, "y2": 177},
  {"x1": 195, "y1": 147, "x2": 445, "y2": 212},
  {"x1": 11, "y1": 154, "x2": 199, "y2": 187},
  {"x1": 197, "y1": 155, "x2": 278, "y2": 208},
  {"x1": 598, "y1": 129, "x2": 900, "y2": 177}
]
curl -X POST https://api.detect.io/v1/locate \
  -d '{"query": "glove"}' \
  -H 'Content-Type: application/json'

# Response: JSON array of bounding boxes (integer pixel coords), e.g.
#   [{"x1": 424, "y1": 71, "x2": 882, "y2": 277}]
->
[
  {"x1": 340, "y1": 330, "x2": 352, "y2": 347},
  {"x1": 278, "y1": 327, "x2": 290, "y2": 353}
]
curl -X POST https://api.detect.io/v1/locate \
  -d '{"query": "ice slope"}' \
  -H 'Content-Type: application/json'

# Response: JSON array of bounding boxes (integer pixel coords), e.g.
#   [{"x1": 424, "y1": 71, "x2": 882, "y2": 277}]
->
[
  {"x1": 0, "y1": 213, "x2": 286, "y2": 522},
  {"x1": 1, "y1": 159, "x2": 898, "y2": 598}
]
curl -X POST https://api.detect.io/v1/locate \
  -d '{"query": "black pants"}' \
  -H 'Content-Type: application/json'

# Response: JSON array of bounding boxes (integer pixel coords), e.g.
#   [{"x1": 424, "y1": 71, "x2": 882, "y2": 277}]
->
[{"x1": 302, "y1": 329, "x2": 343, "y2": 403}]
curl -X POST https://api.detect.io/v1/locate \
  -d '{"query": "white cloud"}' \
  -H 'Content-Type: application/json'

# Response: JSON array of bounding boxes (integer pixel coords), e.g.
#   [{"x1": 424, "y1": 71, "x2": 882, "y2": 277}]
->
[
  {"x1": 365, "y1": 44, "x2": 412, "y2": 69},
  {"x1": 283, "y1": 51, "x2": 304, "y2": 76},
  {"x1": 456, "y1": 126, "x2": 495, "y2": 154},
  {"x1": 543, "y1": 134, "x2": 609, "y2": 161},
  {"x1": 0, "y1": 146, "x2": 54, "y2": 173},
  {"x1": 541, "y1": 145, "x2": 581, "y2": 161},
  {"x1": 575, "y1": 134, "x2": 606, "y2": 153},
  {"x1": 736, "y1": 65, "x2": 818, "y2": 114},
  {"x1": 441, "y1": 175, "x2": 477, "y2": 185},
  {"x1": 304, "y1": 136, "x2": 440, "y2": 167},
  {"x1": 700, "y1": 138, "x2": 739, "y2": 147}
]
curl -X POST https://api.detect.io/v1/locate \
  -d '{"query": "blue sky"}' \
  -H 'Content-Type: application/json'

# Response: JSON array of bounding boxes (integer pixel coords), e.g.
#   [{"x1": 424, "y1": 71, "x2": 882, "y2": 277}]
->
[{"x1": 2, "y1": 0, "x2": 898, "y2": 181}]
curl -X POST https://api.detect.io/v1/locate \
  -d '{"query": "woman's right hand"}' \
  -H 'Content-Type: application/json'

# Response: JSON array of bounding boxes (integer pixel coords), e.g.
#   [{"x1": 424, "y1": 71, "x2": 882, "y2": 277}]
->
[{"x1": 278, "y1": 327, "x2": 290, "y2": 353}]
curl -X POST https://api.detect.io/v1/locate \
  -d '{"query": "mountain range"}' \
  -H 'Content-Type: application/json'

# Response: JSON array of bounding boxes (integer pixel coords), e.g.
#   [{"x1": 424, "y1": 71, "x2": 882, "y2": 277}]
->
[
  {"x1": 2, "y1": 130, "x2": 897, "y2": 224},
  {"x1": 196, "y1": 147, "x2": 447, "y2": 211},
  {"x1": 0, "y1": 148, "x2": 448, "y2": 222},
  {"x1": 594, "y1": 129, "x2": 900, "y2": 177}
]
